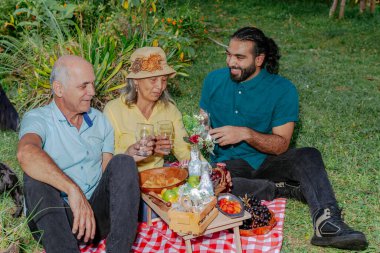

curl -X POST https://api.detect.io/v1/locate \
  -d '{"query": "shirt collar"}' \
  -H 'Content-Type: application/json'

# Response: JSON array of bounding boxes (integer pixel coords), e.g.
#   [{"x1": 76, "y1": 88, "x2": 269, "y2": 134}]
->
[
  {"x1": 239, "y1": 69, "x2": 269, "y2": 87},
  {"x1": 50, "y1": 100, "x2": 95, "y2": 128}
]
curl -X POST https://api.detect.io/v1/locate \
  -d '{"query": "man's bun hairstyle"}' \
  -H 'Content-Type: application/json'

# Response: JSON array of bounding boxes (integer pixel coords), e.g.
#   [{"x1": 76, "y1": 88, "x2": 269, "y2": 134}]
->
[{"x1": 231, "y1": 27, "x2": 280, "y2": 74}]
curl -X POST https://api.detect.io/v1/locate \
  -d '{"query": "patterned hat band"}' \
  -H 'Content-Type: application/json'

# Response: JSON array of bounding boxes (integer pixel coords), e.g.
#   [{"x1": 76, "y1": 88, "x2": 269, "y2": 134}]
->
[
  {"x1": 127, "y1": 47, "x2": 176, "y2": 79},
  {"x1": 130, "y1": 54, "x2": 163, "y2": 74}
]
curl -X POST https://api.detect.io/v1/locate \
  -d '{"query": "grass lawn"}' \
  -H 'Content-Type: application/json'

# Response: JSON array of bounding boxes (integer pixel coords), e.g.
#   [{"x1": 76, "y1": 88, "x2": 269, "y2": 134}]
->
[{"x1": 1, "y1": 0, "x2": 379, "y2": 252}]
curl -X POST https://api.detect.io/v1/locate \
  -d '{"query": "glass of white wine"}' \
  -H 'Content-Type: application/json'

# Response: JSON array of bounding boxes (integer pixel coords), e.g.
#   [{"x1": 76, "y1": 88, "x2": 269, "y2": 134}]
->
[
  {"x1": 157, "y1": 120, "x2": 173, "y2": 153},
  {"x1": 135, "y1": 123, "x2": 154, "y2": 157}
]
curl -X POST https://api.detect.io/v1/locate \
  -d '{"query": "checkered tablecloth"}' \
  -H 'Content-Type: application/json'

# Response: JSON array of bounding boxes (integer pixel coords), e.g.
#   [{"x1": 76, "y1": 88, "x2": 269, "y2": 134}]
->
[{"x1": 71, "y1": 198, "x2": 286, "y2": 253}]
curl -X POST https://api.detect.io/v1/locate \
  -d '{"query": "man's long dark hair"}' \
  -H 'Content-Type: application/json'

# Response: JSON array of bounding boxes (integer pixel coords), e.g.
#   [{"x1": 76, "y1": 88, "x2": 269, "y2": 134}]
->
[{"x1": 231, "y1": 27, "x2": 280, "y2": 74}]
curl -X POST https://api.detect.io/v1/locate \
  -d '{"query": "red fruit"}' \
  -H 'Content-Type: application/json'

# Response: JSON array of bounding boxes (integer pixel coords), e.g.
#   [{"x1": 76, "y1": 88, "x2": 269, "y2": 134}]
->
[{"x1": 219, "y1": 199, "x2": 241, "y2": 214}]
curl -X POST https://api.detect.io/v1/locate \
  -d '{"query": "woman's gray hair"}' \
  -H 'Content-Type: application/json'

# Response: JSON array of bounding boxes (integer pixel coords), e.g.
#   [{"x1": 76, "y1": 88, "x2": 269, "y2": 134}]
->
[{"x1": 123, "y1": 78, "x2": 174, "y2": 106}]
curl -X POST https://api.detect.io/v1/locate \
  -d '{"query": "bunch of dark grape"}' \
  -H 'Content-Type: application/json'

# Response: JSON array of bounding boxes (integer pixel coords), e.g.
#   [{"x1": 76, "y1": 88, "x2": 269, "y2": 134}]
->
[{"x1": 239, "y1": 193, "x2": 272, "y2": 230}]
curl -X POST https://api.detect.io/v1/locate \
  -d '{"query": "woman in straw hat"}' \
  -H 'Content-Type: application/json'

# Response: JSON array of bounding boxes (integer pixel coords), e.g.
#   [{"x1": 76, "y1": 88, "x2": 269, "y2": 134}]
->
[{"x1": 104, "y1": 47, "x2": 191, "y2": 172}]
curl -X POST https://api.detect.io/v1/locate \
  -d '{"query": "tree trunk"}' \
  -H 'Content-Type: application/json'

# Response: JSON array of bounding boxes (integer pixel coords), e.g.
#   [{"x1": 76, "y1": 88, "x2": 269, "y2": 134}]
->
[
  {"x1": 329, "y1": 0, "x2": 339, "y2": 17},
  {"x1": 359, "y1": 0, "x2": 367, "y2": 13},
  {"x1": 339, "y1": 0, "x2": 347, "y2": 19},
  {"x1": 370, "y1": 0, "x2": 376, "y2": 14}
]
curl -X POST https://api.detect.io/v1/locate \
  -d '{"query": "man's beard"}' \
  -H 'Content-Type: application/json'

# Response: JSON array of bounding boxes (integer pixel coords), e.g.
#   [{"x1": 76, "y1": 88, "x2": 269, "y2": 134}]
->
[{"x1": 229, "y1": 64, "x2": 256, "y2": 82}]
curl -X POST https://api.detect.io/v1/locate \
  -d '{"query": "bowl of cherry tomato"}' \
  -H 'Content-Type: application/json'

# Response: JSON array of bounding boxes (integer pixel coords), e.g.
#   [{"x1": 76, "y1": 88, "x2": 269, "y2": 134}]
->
[{"x1": 217, "y1": 193, "x2": 244, "y2": 218}]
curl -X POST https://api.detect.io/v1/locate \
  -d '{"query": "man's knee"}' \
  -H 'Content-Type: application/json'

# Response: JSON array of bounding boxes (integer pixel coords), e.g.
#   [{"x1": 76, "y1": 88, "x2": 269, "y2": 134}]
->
[
  {"x1": 298, "y1": 147, "x2": 321, "y2": 156},
  {"x1": 112, "y1": 153, "x2": 134, "y2": 163},
  {"x1": 107, "y1": 154, "x2": 139, "y2": 185},
  {"x1": 24, "y1": 174, "x2": 60, "y2": 200},
  {"x1": 23, "y1": 174, "x2": 62, "y2": 215},
  {"x1": 292, "y1": 147, "x2": 326, "y2": 175},
  {"x1": 296, "y1": 147, "x2": 323, "y2": 161}
]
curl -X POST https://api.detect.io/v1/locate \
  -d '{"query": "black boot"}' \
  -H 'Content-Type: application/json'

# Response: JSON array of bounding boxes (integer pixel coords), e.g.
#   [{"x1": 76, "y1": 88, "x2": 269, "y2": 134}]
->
[
  {"x1": 274, "y1": 181, "x2": 307, "y2": 203},
  {"x1": 311, "y1": 206, "x2": 368, "y2": 250}
]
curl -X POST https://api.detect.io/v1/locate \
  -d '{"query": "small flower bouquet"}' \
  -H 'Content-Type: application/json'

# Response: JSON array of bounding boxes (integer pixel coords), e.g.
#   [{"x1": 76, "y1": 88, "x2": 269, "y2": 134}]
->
[{"x1": 183, "y1": 113, "x2": 215, "y2": 155}]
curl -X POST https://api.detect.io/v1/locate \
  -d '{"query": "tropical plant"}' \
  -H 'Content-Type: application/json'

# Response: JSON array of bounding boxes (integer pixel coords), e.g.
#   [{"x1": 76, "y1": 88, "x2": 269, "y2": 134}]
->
[
  {"x1": 68, "y1": 26, "x2": 136, "y2": 109},
  {"x1": 1, "y1": 0, "x2": 76, "y2": 38},
  {"x1": 0, "y1": 0, "x2": 208, "y2": 114},
  {"x1": 0, "y1": 0, "x2": 72, "y2": 112}
]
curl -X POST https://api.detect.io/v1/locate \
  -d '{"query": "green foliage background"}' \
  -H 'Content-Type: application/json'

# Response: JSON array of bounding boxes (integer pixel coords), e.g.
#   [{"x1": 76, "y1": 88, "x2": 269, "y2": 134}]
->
[
  {"x1": 0, "y1": 0, "x2": 207, "y2": 112},
  {"x1": 1, "y1": 0, "x2": 379, "y2": 252}
]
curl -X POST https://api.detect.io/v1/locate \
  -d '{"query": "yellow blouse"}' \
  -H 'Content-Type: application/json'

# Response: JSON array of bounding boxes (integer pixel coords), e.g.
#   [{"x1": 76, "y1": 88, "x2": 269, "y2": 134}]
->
[{"x1": 103, "y1": 96, "x2": 191, "y2": 171}]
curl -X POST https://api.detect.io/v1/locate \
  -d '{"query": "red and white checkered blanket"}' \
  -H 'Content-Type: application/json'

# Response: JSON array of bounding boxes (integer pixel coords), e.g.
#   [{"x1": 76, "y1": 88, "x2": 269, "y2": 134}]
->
[{"x1": 71, "y1": 198, "x2": 286, "y2": 253}]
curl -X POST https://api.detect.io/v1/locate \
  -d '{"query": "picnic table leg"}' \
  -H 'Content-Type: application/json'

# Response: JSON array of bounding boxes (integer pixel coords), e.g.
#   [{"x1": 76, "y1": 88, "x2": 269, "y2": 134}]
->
[
  {"x1": 185, "y1": 239, "x2": 193, "y2": 253},
  {"x1": 147, "y1": 205, "x2": 152, "y2": 226},
  {"x1": 233, "y1": 226, "x2": 242, "y2": 253}
]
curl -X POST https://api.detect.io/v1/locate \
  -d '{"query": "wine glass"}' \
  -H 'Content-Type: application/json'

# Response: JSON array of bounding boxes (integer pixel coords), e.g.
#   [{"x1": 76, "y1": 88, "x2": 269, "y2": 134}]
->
[
  {"x1": 135, "y1": 123, "x2": 154, "y2": 156},
  {"x1": 157, "y1": 120, "x2": 173, "y2": 153}
]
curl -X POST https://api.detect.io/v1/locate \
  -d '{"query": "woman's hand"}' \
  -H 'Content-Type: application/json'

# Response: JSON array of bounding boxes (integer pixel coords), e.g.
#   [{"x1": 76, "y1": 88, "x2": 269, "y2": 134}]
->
[
  {"x1": 154, "y1": 135, "x2": 172, "y2": 155},
  {"x1": 126, "y1": 139, "x2": 154, "y2": 162}
]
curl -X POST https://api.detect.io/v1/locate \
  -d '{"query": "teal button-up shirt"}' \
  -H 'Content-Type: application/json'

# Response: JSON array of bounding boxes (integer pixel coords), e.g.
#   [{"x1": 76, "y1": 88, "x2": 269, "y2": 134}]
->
[
  {"x1": 200, "y1": 68, "x2": 299, "y2": 169},
  {"x1": 19, "y1": 101, "x2": 114, "y2": 199}
]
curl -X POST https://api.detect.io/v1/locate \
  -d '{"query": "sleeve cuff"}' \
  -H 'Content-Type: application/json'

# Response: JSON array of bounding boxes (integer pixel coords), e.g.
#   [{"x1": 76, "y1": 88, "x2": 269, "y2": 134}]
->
[{"x1": 272, "y1": 117, "x2": 298, "y2": 128}]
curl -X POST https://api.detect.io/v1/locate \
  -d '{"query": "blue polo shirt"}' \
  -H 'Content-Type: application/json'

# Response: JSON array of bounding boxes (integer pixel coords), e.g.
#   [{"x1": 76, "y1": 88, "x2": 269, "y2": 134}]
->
[
  {"x1": 19, "y1": 101, "x2": 114, "y2": 199},
  {"x1": 200, "y1": 68, "x2": 299, "y2": 169}
]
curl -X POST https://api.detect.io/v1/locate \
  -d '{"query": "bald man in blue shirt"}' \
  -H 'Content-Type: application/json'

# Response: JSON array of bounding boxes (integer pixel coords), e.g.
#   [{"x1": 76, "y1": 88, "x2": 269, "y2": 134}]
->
[
  {"x1": 17, "y1": 55, "x2": 140, "y2": 252},
  {"x1": 200, "y1": 27, "x2": 367, "y2": 251}
]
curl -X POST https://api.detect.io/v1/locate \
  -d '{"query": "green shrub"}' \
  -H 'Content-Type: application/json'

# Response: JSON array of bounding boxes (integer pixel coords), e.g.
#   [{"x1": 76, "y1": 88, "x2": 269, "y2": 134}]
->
[
  {"x1": 0, "y1": 0, "x2": 76, "y2": 38},
  {"x1": 0, "y1": 0, "x2": 207, "y2": 114}
]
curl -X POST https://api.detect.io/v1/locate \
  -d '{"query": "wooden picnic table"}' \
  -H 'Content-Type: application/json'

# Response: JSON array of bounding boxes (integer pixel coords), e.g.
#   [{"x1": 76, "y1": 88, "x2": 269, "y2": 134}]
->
[{"x1": 142, "y1": 193, "x2": 251, "y2": 253}]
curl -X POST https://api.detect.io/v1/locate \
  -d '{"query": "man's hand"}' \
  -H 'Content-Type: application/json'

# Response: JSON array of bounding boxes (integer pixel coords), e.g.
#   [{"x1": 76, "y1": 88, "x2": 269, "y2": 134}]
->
[
  {"x1": 126, "y1": 139, "x2": 154, "y2": 162},
  {"x1": 154, "y1": 136, "x2": 172, "y2": 155},
  {"x1": 209, "y1": 126, "x2": 248, "y2": 146},
  {"x1": 68, "y1": 187, "x2": 96, "y2": 243},
  {"x1": 210, "y1": 122, "x2": 294, "y2": 155}
]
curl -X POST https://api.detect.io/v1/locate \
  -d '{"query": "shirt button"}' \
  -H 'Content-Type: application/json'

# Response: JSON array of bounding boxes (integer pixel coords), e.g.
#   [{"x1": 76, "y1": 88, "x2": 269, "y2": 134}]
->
[
  {"x1": 81, "y1": 166, "x2": 84, "y2": 170},
  {"x1": 86, "y1": 151, "x2": 89, "y2": 155},
  {"x1": 235, "y1": 110, "x2": 239, "y2": 114},
  {"x1": 238, "y1": 91, "x2": 242, "y2": 94}
]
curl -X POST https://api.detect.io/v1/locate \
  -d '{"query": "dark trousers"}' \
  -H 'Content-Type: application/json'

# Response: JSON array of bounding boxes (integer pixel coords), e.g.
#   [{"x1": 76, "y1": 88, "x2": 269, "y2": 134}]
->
[
  {"x1": 227, "y1": 147, "x2": 338, "y2": 215},
  {"x1": 24, "y1": 154, "x2": 140, "y2": 253}
]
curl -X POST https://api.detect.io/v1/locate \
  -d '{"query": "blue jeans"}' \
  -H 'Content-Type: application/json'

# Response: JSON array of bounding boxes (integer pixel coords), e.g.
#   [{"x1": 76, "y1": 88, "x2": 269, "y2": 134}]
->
[
  {"x1": 228, "y1": 147, "x2": 338, "y2": 215},
  {"x1": 24, "y1": 154, "x2": 140, "y2": 253}
]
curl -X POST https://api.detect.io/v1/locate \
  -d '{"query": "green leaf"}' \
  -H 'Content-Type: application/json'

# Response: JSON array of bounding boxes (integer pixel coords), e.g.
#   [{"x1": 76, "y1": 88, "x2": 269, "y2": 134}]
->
[
  {"x1": 105, "y1": 83, "x2": 127, "y2": 93},
  {"x1": 102, "y1": 61, "x2": 123, "y2": 85},
  {"x1": 95, "y1": 52, "x2": 110, "y2": 91},
  {"x1": 13, "y1": 8, "x2": 32, "y2": 16},
  {"x1": 124, "y1": 41, "x2": 135, "y2": 53},
  {"x1": 37, "y1": 80, "x2": 51, "y2": 89},
  {"x1": 176, "y1": 71, "x2": 189, "y2": 77},
  {"x1": 17, "y1": 21, "x2": 40, "y2": 27},
  {"x1": 41, "y1": 64, "x2": 52, "y2": 73},
  {"x1": 131, "y1": 0, "x2": 141, "y2": 7},
  {"x1": 35, "y1": 68, "x2": 50, "y2": 77},
  {"x1": 93, "y1": 49, "x2": 100, "y2": 70}
]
